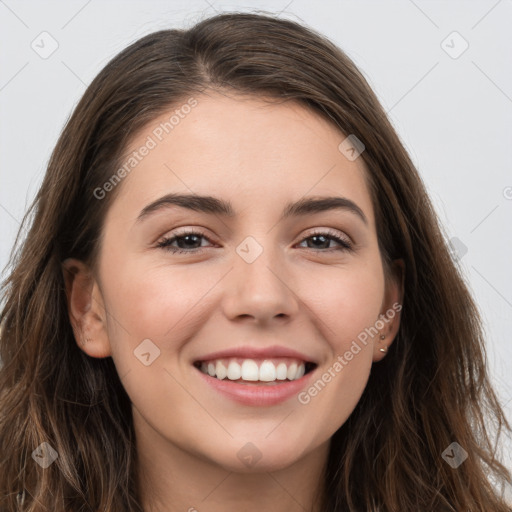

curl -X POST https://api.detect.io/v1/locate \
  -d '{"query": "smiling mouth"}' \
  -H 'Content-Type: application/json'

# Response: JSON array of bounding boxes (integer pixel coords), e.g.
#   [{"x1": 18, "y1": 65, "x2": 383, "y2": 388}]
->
[{"x1": 193, "y1": 357, "x2": 317, "y2": 384}]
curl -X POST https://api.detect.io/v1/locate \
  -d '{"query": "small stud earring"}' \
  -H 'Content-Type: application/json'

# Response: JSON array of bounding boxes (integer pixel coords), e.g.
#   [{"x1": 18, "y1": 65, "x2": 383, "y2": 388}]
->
[{"x1": 378, "y1": 330, "x2": 388, "y2": 353}]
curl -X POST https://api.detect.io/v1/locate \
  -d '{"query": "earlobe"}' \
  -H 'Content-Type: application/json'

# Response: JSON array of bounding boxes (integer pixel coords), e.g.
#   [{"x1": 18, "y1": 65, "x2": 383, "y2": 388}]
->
[
  {"x1": 374, "y1": 258, "x2": 405, "y2": 361},
  {"x1": 61, "y1": 258, "x2": 112, "y2": 359}
]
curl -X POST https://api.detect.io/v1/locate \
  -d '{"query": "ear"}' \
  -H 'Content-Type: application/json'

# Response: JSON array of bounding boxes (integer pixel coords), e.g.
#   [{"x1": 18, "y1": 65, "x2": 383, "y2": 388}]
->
[
  {"x1": 61, "y1": 258, "x2": 111, "y2": 358},
  {"x1": 373, "y1": 258, "x2": 405, "y2": 362}
]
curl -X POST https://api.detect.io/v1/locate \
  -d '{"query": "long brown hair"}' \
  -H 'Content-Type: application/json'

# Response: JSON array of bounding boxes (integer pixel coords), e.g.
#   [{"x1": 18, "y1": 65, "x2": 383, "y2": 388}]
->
[{"x1": 1, "y1": 11, "x2": 510, "y2": 512}]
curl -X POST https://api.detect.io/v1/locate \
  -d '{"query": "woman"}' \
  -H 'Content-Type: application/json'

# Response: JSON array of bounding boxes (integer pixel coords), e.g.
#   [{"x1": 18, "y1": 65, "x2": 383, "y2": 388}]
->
[{"x1": 1, "y1": 11, "x2": 510, "y2": 512}]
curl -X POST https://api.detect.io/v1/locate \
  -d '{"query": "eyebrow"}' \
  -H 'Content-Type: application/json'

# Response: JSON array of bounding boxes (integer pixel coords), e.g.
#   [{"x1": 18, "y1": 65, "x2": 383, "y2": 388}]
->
[{"x1": 136, "y1": 193, "x2": 368, "y2": 225}]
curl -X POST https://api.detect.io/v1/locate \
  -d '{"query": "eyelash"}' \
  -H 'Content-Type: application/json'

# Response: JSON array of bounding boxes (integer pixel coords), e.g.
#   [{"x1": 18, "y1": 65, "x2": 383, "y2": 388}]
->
[{"x1": 156, "y1": 229, "x2": 353, "y2": 255}]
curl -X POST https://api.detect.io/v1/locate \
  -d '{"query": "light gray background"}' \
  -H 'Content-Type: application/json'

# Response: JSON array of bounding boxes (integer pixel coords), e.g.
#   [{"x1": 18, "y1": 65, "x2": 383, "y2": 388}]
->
[{"x1": 1, "y1": 0, "x2": 511, "y2": 482}]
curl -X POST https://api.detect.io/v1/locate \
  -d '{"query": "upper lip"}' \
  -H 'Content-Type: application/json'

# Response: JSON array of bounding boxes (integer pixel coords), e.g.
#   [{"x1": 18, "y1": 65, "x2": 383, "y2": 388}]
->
[{"x1": 194, "y1": 345, "x2": 318, "y2": 364}]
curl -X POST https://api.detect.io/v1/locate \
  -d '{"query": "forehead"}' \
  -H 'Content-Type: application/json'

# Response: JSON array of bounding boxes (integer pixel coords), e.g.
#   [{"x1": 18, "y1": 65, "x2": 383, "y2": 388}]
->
[{"x1": 106, "y1": 92, "x2": 375, "y2": 227}]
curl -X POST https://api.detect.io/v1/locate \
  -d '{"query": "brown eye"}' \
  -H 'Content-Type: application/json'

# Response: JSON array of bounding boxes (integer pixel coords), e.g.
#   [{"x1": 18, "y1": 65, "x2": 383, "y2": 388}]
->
[
  {"x1": 297, "y1": 230, "x2": 353, "y2": 252},
  {"x1": 157, "y1": 230, "x2": 212, "y2": 254}
]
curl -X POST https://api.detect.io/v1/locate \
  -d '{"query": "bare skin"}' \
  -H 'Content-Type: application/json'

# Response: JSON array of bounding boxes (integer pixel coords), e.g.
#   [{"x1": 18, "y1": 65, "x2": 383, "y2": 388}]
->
[{"x1": 63, "y1": 91, "x2": 403, "y2": 512}]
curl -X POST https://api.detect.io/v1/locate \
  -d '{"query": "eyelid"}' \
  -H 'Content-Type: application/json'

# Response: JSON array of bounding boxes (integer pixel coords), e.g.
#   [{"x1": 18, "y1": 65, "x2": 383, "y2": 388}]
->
[
  {"x1": 156, "y1": 227, "x2": 215, "y2": 248},
  {"x1": 302, "y1": 227, "x2": 353, "y2": 245},
  {"x1": 155, "y1": 225, "x2": 216, "y2": 244}
]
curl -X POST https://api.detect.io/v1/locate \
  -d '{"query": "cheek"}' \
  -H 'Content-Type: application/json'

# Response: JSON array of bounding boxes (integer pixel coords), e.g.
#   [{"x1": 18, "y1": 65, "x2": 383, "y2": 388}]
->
[
  {"x1": 294, "y1": 262, "x2": 383, "y2": 431},
  {"x1": 305, "y1": 258, "x2": 385, "y2": 350},
  {"x1": 98, "y1": 251, "x2": 213, "y2": 351},
  {"x1": 98, "y1": 259, "x2": 215, "y2": 414}
]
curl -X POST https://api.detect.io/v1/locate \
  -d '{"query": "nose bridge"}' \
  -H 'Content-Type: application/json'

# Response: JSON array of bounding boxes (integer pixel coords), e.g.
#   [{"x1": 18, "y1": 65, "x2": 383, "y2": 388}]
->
[{"x1": 222, "y1": 233, "x2": 298, "y2": 321}]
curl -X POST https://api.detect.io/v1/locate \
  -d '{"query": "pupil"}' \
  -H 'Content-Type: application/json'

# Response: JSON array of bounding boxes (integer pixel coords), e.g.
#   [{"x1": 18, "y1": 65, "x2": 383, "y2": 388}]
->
[
  {"x1": 179, "y1": 235, "x2": 200, "y2": 249},
  {"x1": 310, "y1": 235, "x2": 328, "y2": 249}
]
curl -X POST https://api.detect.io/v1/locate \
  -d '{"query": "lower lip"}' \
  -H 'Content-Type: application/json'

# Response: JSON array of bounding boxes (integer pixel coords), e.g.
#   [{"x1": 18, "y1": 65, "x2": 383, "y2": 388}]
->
[{"x1": 195, "y1": 366, "x2": 316, "y2": 406}]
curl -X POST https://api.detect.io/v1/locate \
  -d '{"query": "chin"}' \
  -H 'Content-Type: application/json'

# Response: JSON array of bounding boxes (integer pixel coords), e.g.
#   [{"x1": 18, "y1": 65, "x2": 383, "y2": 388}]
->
[{"x1": 208, "y1": 438, "x2": 313, "y2": 474}]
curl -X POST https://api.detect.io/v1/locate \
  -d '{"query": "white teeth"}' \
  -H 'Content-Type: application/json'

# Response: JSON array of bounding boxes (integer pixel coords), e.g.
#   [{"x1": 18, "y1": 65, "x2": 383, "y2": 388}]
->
[
  {"x1": 197, "y1": 358, "x2": 310, "y2": 383},
  {"x1": 216, "y1": 361, "x2": 227, "y2": 380},
  {"x1": 227, "y1": 360, "x2": 241, "y2": 380},
  {"x1": 259, "y1": 361, "x2": 276, "y2": 381},
  {"x1": 241, "y1": 360, "x2": 259, "y2": 381},
  {"x1": 287, "y1": 362, "x2": 297, "y2": 380},
  {"x1": 276, "y1": 363, "x2": 288, "y2": 380}
]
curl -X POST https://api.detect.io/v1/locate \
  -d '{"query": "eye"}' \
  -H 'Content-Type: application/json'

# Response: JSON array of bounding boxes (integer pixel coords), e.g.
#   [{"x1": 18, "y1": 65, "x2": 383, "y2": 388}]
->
[
  {"x1": 296, "y1": 229, "x2": 353, "y2": 252},
  {"x1": 156, "y1": 229, "x2": 213, "y2": 254},
  {"x1": 157, "y1": 228, "x2": 353, "y2": 255}
]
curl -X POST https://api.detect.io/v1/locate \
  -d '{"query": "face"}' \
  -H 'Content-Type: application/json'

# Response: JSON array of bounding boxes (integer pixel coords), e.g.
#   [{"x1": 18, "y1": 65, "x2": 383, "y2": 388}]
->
[{"x1": 64, "y1": 92, "x2": 402, "y2": 474}]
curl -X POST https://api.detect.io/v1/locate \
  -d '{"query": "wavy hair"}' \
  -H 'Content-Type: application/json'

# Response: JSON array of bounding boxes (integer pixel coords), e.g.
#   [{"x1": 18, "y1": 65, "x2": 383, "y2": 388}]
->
[{"x1": 1, "y1": 11, "x2": 511, "y2": 512}]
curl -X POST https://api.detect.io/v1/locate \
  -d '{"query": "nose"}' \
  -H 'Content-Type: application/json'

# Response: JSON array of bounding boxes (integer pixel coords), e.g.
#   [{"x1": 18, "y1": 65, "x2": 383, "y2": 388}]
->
[{"x1": 221, "y1": 241, "x2": 300, "y2": 325}]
